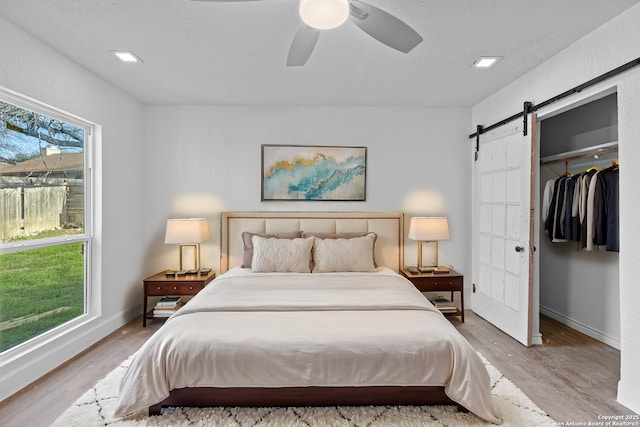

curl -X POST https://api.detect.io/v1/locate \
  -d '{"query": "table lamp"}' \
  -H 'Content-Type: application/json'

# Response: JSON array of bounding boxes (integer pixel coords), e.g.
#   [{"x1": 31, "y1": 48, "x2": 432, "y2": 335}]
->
[
  {"x1": 408, "y1": 217, "x2": 450, "y2": 273},
  {"x1": 164, "y1": 218, "x2": 210, "y2": 273}
]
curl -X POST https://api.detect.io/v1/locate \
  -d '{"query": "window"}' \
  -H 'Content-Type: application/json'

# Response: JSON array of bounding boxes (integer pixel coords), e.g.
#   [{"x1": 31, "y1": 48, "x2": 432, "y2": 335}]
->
[{"x1": 0, "y1": 90, "x2": 93, "y2": 354}]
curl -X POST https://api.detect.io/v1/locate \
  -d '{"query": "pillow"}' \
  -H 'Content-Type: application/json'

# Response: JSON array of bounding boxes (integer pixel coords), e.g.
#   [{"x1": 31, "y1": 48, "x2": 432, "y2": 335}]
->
[
  {"x1": 241, "y1": 231, "x2": 301, "y2": 268},
  {"x1": 251, "y1": 236, "x2": 314, "y2": 273},
  {"x1": 312, "y1": 233, "x2": 377, "y2": 273},
  {"x1": 303, "y1": 231, "x2": 378, "y2": 268},
  {"x1": 301, "y1": 231, "x2": 374, "y2": 240}
]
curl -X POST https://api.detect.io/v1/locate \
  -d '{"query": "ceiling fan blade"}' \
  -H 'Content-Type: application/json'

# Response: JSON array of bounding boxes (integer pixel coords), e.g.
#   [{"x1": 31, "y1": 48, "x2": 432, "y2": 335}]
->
[
  {"x1": 349, "y1": 0, "x2": 423, "y2": 53},
  {"x1": 287, "y1": 25, "x2": 320, "y2": 66}
]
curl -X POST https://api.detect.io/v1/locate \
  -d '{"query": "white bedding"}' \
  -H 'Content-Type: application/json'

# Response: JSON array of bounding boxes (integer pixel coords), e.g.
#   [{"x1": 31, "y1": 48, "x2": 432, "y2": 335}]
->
[{"x1": 115, "y1": 268, "x2": 502, "y2": 424}]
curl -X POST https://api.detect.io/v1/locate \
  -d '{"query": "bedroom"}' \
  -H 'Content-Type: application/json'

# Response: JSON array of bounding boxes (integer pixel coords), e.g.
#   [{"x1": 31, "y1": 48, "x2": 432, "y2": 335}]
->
[{"x1": 1, "y1": 0, "x2": 640, "y2": 424}]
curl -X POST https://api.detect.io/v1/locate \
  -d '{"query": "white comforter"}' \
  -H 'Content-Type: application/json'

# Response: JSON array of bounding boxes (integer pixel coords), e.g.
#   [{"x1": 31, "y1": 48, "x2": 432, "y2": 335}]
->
[{"x1": 115, "y1": 268, "x2": 502, "y2": 424}]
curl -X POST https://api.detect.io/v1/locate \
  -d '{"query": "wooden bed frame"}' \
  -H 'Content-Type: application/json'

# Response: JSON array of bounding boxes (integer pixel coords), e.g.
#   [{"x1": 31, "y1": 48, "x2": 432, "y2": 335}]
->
[
  {"x1": 149, "y1": 386, "x2": 459, "y2": 415},
  {"x1": 149, "y1": 211, "x2": 462, "y2": 415}
]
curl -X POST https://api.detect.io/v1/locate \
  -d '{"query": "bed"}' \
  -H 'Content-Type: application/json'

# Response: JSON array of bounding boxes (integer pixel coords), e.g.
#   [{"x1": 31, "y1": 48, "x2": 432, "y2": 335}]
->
[{"x1": 115, "y1": 211, "x2": 501, "y2": 424}]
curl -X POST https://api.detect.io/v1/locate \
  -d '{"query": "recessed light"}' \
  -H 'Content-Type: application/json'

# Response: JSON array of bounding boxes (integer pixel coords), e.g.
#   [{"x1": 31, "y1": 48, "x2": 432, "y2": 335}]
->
[
  {"x1": 473, "y1": 56, "x2": 501, "y2": 68},
  {"x1": 111, "y1": 51, "x2": 143, "y2": 63}
]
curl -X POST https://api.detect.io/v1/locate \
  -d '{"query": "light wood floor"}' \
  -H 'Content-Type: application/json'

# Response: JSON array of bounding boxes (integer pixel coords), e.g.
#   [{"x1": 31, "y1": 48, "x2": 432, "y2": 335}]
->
[{"x1": 0, "y1": 312, "x2": 635, "y2": 426}]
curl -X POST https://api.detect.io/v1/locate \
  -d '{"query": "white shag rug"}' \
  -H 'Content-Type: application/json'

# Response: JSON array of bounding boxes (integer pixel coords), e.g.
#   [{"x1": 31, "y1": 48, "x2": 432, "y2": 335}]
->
[{"x1": 53, "y1": 354, "x2": 555, "y2": 426}]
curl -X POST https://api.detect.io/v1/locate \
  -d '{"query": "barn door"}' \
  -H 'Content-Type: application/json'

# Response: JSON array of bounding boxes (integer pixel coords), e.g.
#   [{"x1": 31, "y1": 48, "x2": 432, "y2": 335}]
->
[{"x1": 471, "y1": 116, "x2": 537, "y2": 346}]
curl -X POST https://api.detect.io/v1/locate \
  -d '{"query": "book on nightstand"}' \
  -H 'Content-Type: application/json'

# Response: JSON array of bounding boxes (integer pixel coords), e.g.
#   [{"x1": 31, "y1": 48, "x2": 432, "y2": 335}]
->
[
  {"x1": 155, "y1": 296, "x2": 182, "y2": 307},
  {"x1": 429, "y1": 297, "x2": 458, "y2": 314},
  {"x1": 153, "y1": 304, "x2": 183, "y2": 317},
  {"x1": 153, "y1": 296, "x2": 183, "y2": 317}
]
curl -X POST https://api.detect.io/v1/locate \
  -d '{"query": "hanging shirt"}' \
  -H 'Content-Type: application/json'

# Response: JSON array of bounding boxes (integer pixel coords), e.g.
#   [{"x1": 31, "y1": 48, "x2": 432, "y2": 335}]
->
[
  {"x1": 580, "y1": 169, "x2": 597, "y2": 248},
  {"x1": 562, "y1": 175, "x2": 580, "y2": 242},
  {"x1": 570, "y1": 174, "x2": 582, "y2": 241},
  {"x1": 544, "y1": 178, "x2": 562, "y2": 238},
  {"x1": 552, "y1": 177, "x2": 569, "y2": 242},
  {"x1": 595, "y1": 167, "x2": 619, "y2": 252},
  {"x1": 542, "y1": 179, "x2": 555, "y2": 224},
  {"x1": 585, "y1": 171, "x2": 600, "y2": 251}
]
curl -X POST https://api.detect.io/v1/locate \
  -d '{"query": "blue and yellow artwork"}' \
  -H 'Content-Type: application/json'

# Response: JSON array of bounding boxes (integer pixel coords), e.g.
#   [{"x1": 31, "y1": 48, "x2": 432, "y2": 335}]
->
[{"x1": 262, "y1": 145, "x2": 366, "y2": 201}]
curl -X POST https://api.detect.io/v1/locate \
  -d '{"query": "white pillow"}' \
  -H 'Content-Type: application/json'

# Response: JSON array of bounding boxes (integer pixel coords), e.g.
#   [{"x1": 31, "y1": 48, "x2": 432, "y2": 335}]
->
[
  {"x1": 251, "y1": 236, "x2": 314, "y2": 273},
  {"x1": 312, "y1": 233, "x2": 376, "y2": 273}
]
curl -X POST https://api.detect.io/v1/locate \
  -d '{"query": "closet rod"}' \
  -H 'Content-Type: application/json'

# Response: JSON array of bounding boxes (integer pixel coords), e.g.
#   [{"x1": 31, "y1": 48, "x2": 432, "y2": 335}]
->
[
  {"x1": 469, "y1": 56, "x2": 640, "y2": 140},
  {"x1": 540, "y1": 142, "x2": 618, "y2": 165}
]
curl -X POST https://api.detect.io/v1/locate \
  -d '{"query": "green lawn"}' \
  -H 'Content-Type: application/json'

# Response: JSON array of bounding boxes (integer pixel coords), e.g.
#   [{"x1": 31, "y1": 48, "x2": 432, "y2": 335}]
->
[{"x1": 0, "y1": 242, "x2": 84, "y2": 352}]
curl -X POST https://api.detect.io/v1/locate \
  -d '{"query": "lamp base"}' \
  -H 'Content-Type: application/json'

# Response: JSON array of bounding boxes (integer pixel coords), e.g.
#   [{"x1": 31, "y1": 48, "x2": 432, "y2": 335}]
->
[{"x1": 432, "y1": 266, "x2": 450, "y2": 274}]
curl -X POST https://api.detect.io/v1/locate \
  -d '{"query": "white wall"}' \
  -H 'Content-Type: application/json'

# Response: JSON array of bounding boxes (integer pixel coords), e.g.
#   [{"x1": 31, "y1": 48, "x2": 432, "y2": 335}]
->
[
  {"x1": 0, "y1": 17, "x2": 145, "y2": 400},
  {"x1": 142, "y1": 106, "x2": 472, "y2": 283},
  {"x1": 471, "y1": 3, "x2": 640, "y2": 413}
]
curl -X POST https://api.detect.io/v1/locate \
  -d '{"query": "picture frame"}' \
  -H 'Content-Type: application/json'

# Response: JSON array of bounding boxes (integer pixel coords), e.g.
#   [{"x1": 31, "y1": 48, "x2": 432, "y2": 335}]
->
[{"x1": 261, "y1": 144, "x2": 367, "y2": 201}]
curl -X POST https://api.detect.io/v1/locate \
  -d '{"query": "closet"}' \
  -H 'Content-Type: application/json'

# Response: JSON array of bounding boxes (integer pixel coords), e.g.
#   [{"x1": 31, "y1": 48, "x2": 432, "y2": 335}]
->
[{"x1": 538, "y1": 92, "x2": 620, "y2": 349}]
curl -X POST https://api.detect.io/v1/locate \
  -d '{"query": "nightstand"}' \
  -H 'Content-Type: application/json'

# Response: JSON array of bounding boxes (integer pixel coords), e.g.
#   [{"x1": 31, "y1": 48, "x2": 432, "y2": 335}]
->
[
  {"x1": 399, "y1": 268, "x2": 464, "y2": 322},
  {"x1": 142, "y1": 270, "x2": 216, "y2": 327}
]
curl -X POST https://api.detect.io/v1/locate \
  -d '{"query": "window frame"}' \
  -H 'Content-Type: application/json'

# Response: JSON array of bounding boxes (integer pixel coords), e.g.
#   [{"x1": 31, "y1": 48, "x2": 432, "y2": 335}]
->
[{"x1": 0, "y1": 87, "x2": 97, "y2": 358}]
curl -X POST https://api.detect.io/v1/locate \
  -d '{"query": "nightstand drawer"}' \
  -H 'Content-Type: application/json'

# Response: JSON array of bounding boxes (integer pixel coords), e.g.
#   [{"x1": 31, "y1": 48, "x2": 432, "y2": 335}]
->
[
  {"x1": 145, "y1": 282, "x2": 204, "y2": 295},
  {"x1": 413, "y1": 276, "x2": 463, "y2": 292}
]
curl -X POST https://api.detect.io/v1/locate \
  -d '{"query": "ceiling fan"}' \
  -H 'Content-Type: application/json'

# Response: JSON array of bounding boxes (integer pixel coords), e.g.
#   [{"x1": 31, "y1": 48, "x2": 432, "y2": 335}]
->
[{"x1": 190, "y1": 0, "x2": 423, "y2": 66}]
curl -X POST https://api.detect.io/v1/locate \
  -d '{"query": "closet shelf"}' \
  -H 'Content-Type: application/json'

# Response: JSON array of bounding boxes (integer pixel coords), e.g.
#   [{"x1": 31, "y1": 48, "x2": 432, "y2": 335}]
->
[{"x1": 540, "y1": 141, "x2": 618, "y2": 165}]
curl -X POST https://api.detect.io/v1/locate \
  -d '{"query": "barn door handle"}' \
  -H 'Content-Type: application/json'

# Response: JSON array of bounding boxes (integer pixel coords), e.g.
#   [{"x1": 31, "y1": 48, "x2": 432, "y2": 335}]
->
[{"x1": 515, "y1": 246, "x2": 524, "y2": 253}]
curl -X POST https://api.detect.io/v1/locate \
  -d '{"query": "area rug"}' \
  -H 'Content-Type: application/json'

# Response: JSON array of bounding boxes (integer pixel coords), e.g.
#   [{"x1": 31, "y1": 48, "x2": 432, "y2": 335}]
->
[{"x1": 52, "y1": 354, "x2": 555, "y2": 426}]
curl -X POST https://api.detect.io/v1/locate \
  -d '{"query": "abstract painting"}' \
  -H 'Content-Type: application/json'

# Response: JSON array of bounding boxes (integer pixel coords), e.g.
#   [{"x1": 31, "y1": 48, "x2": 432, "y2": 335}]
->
[{"x1": 261, "y1": 145, "x2": 367, "y2": 201}]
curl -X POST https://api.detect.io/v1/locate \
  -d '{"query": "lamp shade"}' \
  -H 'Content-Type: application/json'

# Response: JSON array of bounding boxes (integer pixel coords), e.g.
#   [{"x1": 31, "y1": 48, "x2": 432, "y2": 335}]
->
[
  {"x1": 164, "y1": 218, "x2": 210, "y2": 244},
  {"x1": 299, "y1": 0, "x2": 349, "y2": 30},
  {"x1": 408, "y1": 217, "x2": 450, "y2": 241}
]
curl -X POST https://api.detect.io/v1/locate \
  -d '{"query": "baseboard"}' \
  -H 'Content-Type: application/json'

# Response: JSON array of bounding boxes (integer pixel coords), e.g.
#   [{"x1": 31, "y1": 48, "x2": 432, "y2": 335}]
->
[
  {"x1": 0, "y1": 305, "x2": 140, "y2": 401},
  {"x1": 539, "y1": 306, "x2": 620, "y2": 349}
]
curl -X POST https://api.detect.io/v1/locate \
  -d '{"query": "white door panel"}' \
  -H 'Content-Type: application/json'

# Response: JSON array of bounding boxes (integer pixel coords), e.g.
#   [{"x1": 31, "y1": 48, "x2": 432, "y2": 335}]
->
[
  {"x1": 492, "y1": 205, "x2": 506, "y2": 235},
  {"x1": 505, "y1": 205, "x2": 520, "y2": 238},
  {"x1": 479, "y1": 234, "x2": 491, "y2": 264},
  {"x1": 506, "y1": 169, "x2": 520, "y2": 202},
  {"x1": 492, "y1": 171, "x2": 506, "y2": 203},
  {"x1": 505, "y1": 272, "x2": 520, "y2": 309},
  {"x1": 480, "y1": 205, "x2": 492, "y2": 233}
]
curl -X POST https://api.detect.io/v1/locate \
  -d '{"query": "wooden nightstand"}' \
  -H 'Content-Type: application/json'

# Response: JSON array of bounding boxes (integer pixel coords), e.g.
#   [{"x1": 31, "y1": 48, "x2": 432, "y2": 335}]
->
[
  {"x1": 143, "y1": 270, "x2": 216, "y2": 327},
  {"x1": 399, "y1": 269, "x2": 464, "y2": 322}
]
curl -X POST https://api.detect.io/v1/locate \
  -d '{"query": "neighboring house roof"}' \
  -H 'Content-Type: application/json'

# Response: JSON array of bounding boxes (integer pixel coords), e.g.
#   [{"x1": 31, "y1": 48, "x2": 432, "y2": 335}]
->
[
  {"x1": 0, "y1": 153, "x2": 83, "y2": 176},
  {"x1": 0, "y1": 156, "x2": 16, "y2": 167}
]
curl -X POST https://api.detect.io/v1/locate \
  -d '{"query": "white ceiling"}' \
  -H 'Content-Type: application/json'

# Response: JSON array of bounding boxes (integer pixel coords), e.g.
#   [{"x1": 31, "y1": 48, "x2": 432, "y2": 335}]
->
[{"x1": 1, "y1": 0, "x2": 639, "y2": 107}]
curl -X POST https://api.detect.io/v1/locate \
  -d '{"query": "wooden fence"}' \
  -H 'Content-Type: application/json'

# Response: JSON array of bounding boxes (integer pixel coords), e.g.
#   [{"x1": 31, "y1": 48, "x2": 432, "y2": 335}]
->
[
  {"x1": 0, "y1": 188, "x2": 21, "y2": 241},
  {"x1": 0, "y1": 179, "x2": 82, "y2": 241}
]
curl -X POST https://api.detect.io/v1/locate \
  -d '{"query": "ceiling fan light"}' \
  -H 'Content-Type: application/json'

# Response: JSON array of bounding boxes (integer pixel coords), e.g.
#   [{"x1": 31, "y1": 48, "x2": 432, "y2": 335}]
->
[{"x1": 299, "y1": 0, "x2": 349, "y2": 30}]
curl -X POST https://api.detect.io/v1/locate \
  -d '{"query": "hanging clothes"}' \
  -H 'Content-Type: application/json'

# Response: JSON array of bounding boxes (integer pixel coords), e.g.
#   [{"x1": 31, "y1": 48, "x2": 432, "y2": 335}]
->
[
  {"x1": 542, "y1": 165, "x2": 619, "y2": 252},
  {"x1": 579, "y1": 169, "x2": 597, "y2": 248},
  {"x1": 594, "y1": 166, "x2": 619, "y2": 252},
  {"x1": 585, "y1": 171, "x2": 600, "y2": 251},
  {"x1": 562, "y1": 175, "x2": 580, "y2": 242},
  {"x1": 544, "y1": 176, "x2": 569, "y2": 242}
]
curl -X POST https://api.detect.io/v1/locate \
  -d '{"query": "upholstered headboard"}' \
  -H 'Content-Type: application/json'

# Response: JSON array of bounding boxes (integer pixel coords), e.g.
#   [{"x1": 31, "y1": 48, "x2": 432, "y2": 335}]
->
[{"x1": 220, "y1": 211, "x2": 404, "y2": 273}]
